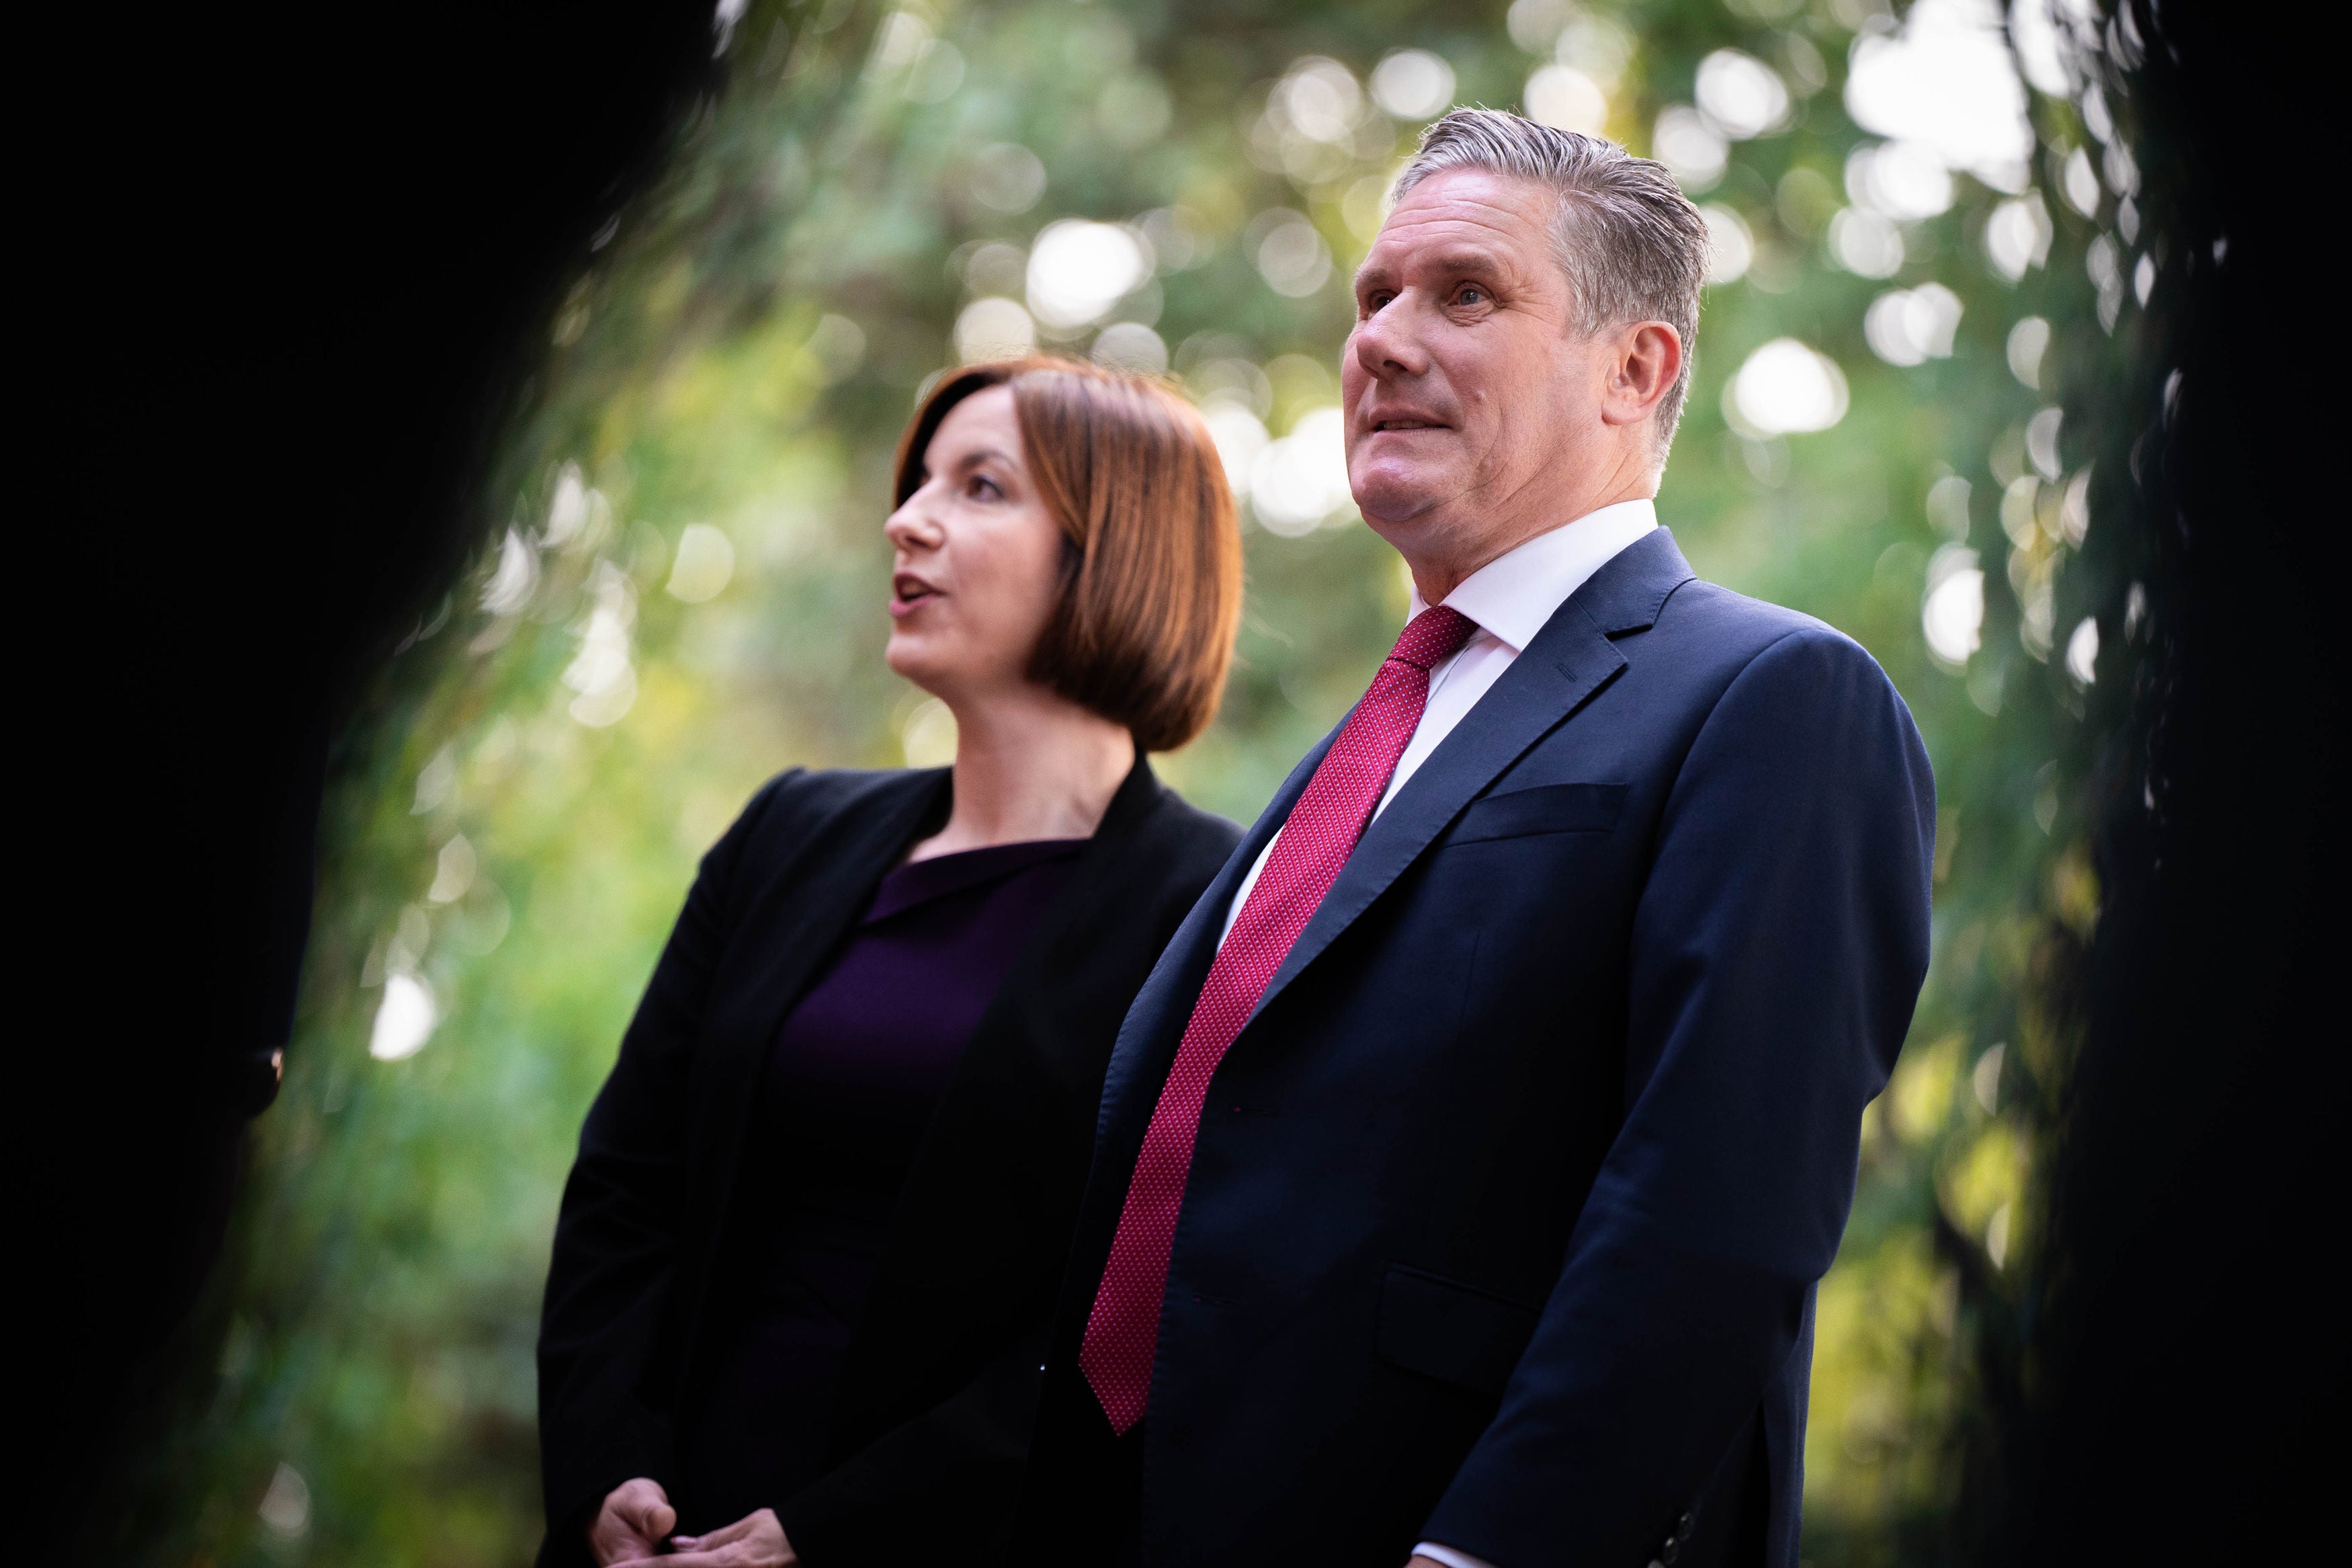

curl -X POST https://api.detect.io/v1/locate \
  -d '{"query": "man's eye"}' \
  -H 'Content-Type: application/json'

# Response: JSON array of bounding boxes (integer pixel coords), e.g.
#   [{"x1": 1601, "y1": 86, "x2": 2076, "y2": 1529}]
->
[{"x1": 1458, "y1": 286, "x2": 1486, "y2": 305}]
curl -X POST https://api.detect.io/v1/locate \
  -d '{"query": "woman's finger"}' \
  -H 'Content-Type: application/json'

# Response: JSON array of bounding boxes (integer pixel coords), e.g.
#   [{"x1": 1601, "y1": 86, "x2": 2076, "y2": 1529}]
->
[
  {"x1": 614, "y1": 1549, "x2": 761, "y2": 1568},
  {"x1": 613, "y1": 1481, "x2": 675, "y2": 1541}
]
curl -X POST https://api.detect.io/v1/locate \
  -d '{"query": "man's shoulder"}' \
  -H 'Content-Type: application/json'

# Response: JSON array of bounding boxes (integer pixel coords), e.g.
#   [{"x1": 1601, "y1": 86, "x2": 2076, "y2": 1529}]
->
[
  {"x1": 1653, "y1": 577, "x2": 1886, "y2": 680},
  {"x1": 1622, "y1": 576, "x2": 1910, "y2": 735},
  {"x1": 1645, "y1": 578, "x2": 1920, "y2": 765},
  {"x1": 1575, "y1": 530, "x2": 1873, "y2": 674},
  {"x1": 1658, "y1": 575, "x2": 1827, "y2": 644}
]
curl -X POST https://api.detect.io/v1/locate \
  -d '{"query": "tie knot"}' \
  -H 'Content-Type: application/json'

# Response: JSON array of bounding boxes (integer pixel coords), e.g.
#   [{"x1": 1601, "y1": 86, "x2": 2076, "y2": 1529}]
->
[{"x1": 1386, "y1": 605, "x2": 1478, "y2": 672}]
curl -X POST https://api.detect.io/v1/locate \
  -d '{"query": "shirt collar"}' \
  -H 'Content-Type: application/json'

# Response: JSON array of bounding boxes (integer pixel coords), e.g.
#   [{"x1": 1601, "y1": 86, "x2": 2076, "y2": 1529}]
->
[{"x1": 1406, "y1": 498, "x2": 1660, "y2": 653}]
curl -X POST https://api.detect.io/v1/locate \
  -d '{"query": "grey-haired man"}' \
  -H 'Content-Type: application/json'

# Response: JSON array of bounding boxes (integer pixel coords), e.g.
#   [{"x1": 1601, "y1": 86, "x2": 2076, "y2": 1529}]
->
[{"x1": 1015, "y1": 110, "x2": 1933, "y2": 1568}]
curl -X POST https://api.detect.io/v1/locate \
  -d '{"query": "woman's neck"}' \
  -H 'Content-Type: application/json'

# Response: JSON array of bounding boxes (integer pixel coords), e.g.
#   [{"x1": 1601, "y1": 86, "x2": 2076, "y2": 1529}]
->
[{"x1": 906, "y1": 685, "x2": 1136, "y2": 863}]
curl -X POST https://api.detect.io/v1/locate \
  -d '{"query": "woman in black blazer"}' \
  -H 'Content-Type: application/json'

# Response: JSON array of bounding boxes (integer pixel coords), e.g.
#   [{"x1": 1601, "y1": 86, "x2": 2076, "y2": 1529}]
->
[{"x1": 536, "y1": 358, "x2": 1243, "y2": 1568}]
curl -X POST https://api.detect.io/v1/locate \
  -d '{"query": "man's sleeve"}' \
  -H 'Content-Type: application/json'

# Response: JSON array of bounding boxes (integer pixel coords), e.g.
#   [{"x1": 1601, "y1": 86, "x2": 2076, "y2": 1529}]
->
[{"x1": 1417, "y1": 627, "x2": 1935, "y2": 1568}]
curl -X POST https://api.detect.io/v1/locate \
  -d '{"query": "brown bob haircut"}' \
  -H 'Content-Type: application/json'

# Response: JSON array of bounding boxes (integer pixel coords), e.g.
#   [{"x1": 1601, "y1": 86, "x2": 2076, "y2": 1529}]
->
[{"x1": 893, "y1": 356, "x2": 1243, "y2": 753}]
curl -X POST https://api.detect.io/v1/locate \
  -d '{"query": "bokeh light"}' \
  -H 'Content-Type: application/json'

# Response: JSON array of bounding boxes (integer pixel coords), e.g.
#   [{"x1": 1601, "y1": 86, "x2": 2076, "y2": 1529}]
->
[
  {"x1": 1249, "y1": 208, "x2": 1333, "y2": 298},
  {"x1": 1829, "y1": 206, "x2": 1905, "y2": 278},
  {"x1": 1845, "y1": 0, "x2": 2034, "y2": 190},
  {"x1": 1249, "y1": 406, "x2": 1351, "y2": 535},
  {"x1": 1847, "y1": 138, "x2": 1957, "y2": 222},
  {"x1": 366, "y1": 972, "x2": 436, "y2": 1062},
  {"x1": 968, "y1": 140, "x2": 1047, "y2": 214},
  {"x1": 2006, "y1": 315, "x2": 2052, "y2": 386},
  {"x1": 1695, "y1": 49, "x2": 1792, "y2": 140},
  {"x1": 1865, "y1": 284, "x2": 1966, "y2": 366},
  {"x1": 1091, "y1": 320, "x2": 1169, "y2": 372},
  {"x1": 1725, "y1": 338, "x2": 1850, "y2": 437},
  {"x1": 1370, "y1": 48, "x2": 1455, "y2": 120},
  {"x1": 1985, "y1": 192, "x2": 2055, "y2": 279},
  {"x1": 1654, "y1": 105, "x2": 1729, "y2": 189},
  {"x1": 1025, "y1": 219, "x2": 1150, "y2": 328},
  {"x1": 1526, "y1": 64, "x2": 1609, "y2": 135},
  {"x1": 954, "y1": 296, "x2": 1036, "y2": 362},
  {"x1": 1923, "y1": 545, "x2": 1988, "y2": 670},
  {"x1": 666, "y1": 525, "x2": 737, "y2": 605},
  {"x1": 1701, "y1": 203, "x2": 1755, "y2": 284}
]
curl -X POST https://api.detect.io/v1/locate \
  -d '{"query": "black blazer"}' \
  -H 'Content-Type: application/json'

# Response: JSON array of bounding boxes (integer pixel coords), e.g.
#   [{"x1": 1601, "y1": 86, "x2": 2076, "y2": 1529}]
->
[
  {"x1": 1018, "y1": 530, "x2": 1935, "y2": 1568},
  {"x1": 536, "y1": 756, "x2": 1239, "y2": 1567}
]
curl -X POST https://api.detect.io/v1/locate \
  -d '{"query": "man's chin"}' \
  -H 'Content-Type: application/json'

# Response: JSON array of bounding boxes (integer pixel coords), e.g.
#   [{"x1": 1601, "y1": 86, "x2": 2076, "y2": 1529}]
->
[
  {"x1": 1349, "y1": 472, "x2": 1444, "y2": 529},
  {"x1": 1355, "y1": 491, "x2": 1462, "y2": 537}
]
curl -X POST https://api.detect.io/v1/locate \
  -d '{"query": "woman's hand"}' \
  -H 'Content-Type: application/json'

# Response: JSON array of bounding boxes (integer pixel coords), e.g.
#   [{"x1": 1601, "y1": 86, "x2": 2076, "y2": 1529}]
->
[
  {"x1": 614, "y1": 1507, "x2": 796, "y2": 1567},
  {"x1": 587, "y1": 1479, "x2": 676, "y2": 1566}
]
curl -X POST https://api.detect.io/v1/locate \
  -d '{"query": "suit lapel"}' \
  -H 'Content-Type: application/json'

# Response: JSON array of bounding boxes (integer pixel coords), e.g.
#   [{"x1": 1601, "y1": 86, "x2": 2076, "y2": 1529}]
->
[
  {"x1": 1242, "y1": 605, "x2": 1624, "y2": 1023},
  {"x1": 1094, "y1": 529, "x2": 1698, "y2": 1137},
  {"x1": 1093, "y1": 731, "x2": 1334, "y2": 1146},
  {"x1": 1245, "y1": 527, "x2": 1696, "y2": 1025}
]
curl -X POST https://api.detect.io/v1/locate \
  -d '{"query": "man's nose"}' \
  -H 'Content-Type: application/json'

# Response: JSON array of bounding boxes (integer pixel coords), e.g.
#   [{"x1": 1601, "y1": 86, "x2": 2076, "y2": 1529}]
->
[{"x1": 1350, "y1": 298, "x2": 1432, "y2": 382}]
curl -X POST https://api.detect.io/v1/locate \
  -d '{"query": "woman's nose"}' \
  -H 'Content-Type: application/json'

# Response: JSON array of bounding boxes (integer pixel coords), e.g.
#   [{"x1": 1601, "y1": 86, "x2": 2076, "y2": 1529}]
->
[{"x1": 885, "y1": 492, "x2": 944, "y2": 552}]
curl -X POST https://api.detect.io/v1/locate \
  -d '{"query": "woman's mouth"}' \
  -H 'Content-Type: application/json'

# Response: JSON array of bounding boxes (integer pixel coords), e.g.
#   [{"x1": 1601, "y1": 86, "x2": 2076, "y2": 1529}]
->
[{"x1": 890, "y1": 574, "x2": 941, "y2": 618}]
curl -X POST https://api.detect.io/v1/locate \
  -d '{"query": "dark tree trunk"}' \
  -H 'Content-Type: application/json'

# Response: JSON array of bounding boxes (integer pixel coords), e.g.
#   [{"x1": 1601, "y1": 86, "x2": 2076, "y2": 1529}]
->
[
  {"x1": 39, "y1": 6, "x2": 722, "y2": 1555},
  {"x1": 1982, "y1": 5, "x2": 2343, "y2": 1561}
]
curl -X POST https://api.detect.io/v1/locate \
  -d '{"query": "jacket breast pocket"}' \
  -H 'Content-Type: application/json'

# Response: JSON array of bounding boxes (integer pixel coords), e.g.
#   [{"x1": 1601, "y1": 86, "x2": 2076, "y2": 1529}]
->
[
  {"x1": 1376, "y1": 1264, "x2": 1542, "y2": 1396},
  {"x1": 1444, "y1": 781, "x2": 1627, "y2": 846}
]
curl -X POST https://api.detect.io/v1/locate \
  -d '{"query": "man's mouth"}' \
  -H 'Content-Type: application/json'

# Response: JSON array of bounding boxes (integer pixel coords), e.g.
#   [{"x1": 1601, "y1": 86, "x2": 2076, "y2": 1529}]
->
[{"x1": 1370, "y1": 416, "x2": 1445, "y2": 433}]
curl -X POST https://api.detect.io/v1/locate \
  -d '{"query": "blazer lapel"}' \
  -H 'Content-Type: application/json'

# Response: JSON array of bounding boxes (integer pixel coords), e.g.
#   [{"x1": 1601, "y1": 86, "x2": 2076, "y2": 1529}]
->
[
  {"x1": 1245, "y1": 527, "x2": 1695, "y2": 1025},
  {"x1": 952, "y1": 750, "x2": 1163, "y2": 1096},
  {"x1": 674, "y1": 769, "x2": 949, "y2": 1378},
  {"x1": 702, "y1": 771, "x2": 950, "y2": 1071}
]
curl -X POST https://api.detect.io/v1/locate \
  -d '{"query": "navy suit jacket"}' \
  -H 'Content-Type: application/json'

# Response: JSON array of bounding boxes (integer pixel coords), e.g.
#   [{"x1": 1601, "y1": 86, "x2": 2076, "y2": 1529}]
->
[{"x1": 1020, "y1": 529, "x2": 1935, "y2": 1568}]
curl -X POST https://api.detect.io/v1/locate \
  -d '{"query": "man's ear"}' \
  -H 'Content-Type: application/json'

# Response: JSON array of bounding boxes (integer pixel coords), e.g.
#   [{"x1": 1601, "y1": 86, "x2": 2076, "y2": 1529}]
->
[{"x1": 1599, "y1": 321, "x2": 1683, "y2": 428}]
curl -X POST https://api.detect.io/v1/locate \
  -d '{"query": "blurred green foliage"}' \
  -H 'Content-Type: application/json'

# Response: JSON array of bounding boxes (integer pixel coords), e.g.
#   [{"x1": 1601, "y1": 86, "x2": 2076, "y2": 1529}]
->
[{"x1": 151, "y1": 1, "x2": 2141, "y2": 1563}]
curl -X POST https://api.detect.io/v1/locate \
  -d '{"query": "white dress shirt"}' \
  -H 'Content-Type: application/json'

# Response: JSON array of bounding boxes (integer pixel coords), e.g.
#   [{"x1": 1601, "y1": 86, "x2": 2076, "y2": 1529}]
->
[{"x1": 1220, "y1": 498, "x2": 1658, "y2": 947}]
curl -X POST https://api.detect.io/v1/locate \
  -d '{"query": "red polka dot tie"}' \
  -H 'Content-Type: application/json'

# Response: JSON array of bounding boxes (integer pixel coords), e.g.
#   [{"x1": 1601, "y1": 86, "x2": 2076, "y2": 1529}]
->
[{"x1": 1079, "y1": 605, "x2": 1478, "y2": 1434}]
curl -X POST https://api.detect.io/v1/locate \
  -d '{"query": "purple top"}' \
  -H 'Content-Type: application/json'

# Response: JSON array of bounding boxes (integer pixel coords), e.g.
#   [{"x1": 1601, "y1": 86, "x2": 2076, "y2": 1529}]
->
[
  {"x1": 675, "y1": 836, "x2": 1085, "y2": 1528},
  {"x1": 760, "y1": 837, "x2": 1085, "y2": 1209}
]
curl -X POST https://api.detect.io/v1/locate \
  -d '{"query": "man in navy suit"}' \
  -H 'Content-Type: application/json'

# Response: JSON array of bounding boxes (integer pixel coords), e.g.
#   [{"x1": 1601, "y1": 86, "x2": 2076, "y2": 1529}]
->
[{"x1": 1013, "y1": 110, "x2": 1934, "y2": 1568}]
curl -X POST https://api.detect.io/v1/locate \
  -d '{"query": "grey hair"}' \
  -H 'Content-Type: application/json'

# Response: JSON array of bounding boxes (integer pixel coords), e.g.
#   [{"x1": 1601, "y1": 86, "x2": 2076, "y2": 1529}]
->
[{"x1": 1394, "y1": 107, "x2": 1709, "y2": 453}]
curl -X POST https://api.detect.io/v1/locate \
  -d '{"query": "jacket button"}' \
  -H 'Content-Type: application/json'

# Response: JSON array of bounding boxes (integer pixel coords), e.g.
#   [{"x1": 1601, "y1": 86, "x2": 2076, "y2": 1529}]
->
[
  {"x1": 1661, "y1": 1541, "x2": 1680, "y2": 1565},
  {"x1": 1677, "y1": 1512, "x2": 1695, "y2": 1535}
]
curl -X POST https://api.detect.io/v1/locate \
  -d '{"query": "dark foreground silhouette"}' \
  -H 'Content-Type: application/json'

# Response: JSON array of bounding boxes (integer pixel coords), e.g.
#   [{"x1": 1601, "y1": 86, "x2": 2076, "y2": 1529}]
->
[{"x1": 40, "y1": 5, "x2": 718, "y2": 1556}]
